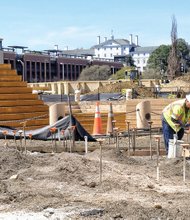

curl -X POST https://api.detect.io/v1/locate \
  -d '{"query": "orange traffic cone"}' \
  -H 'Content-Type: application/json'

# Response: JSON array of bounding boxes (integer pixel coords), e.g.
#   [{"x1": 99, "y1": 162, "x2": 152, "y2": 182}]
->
[
  {"x1": 93, "y1": 102, "x2": 103, "y2": 135},
  {"x1": 106, "y1": 102, "x2": 115, "y2": 135}
]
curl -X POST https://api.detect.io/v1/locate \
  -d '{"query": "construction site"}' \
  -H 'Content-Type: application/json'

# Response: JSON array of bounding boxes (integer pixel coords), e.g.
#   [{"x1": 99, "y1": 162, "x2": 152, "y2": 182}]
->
[{"x1": 1, "y1": 64, "x2": 190, "y2": 219}]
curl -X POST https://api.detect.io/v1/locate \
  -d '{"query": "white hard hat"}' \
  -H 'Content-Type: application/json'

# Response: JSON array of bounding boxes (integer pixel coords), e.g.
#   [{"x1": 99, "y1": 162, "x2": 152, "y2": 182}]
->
[{"x1": 186, "y1": 94, "x2": 190, "y2": 102}]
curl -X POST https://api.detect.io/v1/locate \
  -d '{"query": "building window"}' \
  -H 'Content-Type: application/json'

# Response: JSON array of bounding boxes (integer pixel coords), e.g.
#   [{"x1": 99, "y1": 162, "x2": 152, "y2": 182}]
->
[
  {"x1": 110, "y1": 53, "x2": 113, "y2": 57},
  {"x1": 104, "y1": 54, "x2": 106, "y2": 57}
]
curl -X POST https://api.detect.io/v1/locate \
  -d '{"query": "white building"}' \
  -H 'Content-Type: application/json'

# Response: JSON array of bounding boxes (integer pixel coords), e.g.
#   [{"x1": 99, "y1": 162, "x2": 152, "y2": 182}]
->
[
  {"x1": 92, "y1": 34, "x2": 158, "y2": 72},
  {"x1": 92, "y1": 34, "x2": 139, "y2": 60},
  {"x1": 131, "y1": 46, "x2": 158, "y2": 72}
]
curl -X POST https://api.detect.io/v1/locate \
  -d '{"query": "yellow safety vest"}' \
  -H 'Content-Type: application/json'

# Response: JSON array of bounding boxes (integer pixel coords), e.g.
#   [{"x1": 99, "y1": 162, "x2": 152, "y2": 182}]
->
[{"x1": 162, "y1": 99, "x2": 190, "y2": 132}]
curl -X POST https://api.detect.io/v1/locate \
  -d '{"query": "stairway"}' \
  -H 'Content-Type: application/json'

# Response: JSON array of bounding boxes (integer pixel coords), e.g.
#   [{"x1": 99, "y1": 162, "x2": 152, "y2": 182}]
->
[{"x1": 0, "y1": 64, "x2": 49, "y2": 130}]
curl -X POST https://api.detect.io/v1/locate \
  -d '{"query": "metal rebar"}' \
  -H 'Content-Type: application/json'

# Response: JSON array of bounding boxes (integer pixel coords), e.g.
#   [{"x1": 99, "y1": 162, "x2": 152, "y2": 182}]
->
[
  {"x1": 155, "y1": 136, "x2": 161, "y2": 181},
  {"x1": 127, "y1": 121, "x2": 131, "y2": 156},
  {"x1": 183, "y1": 148, "x2": 186, "y2": 183},
  {"x1": 132, "y1": 128, "x2": 136, "y2": 153},
  {"x1": 97, "y1": 139, "x2": 104, "y2": 185},
  {"x1": 148, "y1": 121, "x2": 153, "y2": 159}
]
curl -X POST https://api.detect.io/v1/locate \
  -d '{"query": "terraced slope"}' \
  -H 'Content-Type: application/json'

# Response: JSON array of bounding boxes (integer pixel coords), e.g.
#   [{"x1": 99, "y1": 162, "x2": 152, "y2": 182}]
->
[{"x1": 0, "y1": 64, "x2": 49, "y2": 130}]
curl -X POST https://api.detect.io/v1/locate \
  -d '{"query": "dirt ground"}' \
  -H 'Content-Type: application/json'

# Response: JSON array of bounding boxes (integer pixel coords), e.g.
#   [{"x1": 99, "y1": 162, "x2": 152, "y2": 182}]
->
[
  {"x1": 0, "y1": 134, "x2": 190, "y2": 220},
  {"x1": 88, "y1": 81, "x2": 156, "y2": 99}
]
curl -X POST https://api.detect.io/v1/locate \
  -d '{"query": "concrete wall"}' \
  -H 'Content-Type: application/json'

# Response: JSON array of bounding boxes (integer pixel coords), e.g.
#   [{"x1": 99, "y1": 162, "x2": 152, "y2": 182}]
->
[
  {"x1": 79, "y1": 101, "x2": 127, "y2": 113},
  {"x1": 28, "y1": 79, "x2": 159, "y2": 95}
]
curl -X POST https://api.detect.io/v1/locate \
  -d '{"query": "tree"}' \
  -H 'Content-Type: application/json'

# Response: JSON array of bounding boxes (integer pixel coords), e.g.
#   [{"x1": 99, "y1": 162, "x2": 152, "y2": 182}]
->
[
  {"x1": 78, "y1": 65, "x2": 111, "y2": 81},
  {"x1": 125, "y1": 55, "x2": 135, "y2": 67},
  {"x1": 177, "y1": 38, "x2": 190, "y2": 73},
  {"x1": 147, "y1": 45, "x2": 170, "y2": 72},
  {"x1": 147, "y1": 39, "x2": 190, "y2": 75},
  {"x1": 167, "y1": 15, "x2": 180, "y2": 80},
  {"x1": 177, "y1": 38, "x2": 189, "y2": 58}
]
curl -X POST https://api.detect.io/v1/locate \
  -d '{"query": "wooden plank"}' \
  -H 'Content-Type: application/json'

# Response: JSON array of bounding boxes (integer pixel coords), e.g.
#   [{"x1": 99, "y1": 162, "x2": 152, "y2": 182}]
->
[
  {"x1": 0, "y1": 112, "x2": 49, "y2": 121},
  {"x1": 0, "y1": 64, "x2": 11, "y2": 69},
  {"x1": 0, "y1": 76, "x2": 22, "y2": 81},
  {"x1": 28, "y1": 86, "x2": 51, "y2": 91},
  {"x1": 0, "y1": 105, "x2": 49, "y2": 113},
  {"x1": 0, "y1": 100, "x2": 45, "y2": 107},
  {"x1": 0, "y1": 118, "x2": 49, "y2": 128},
  {"x1": 0, "y1": 94, "x2": 39, "y2": 100},
  {"x1": 0, "y1": 87, "x2": 32, "y2": 94},
  {"x1": 0, "y1": 69, "x2": 17, "y2": 75},
  {"x1": 0, "y1": 81, "x2": 27, "y2": 87}
]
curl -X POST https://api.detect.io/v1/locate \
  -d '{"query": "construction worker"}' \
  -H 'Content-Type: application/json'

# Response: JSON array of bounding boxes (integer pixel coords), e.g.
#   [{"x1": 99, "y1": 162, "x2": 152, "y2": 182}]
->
[{"x1": 162, "y1": 94, "x2": 190, "y2": 154}]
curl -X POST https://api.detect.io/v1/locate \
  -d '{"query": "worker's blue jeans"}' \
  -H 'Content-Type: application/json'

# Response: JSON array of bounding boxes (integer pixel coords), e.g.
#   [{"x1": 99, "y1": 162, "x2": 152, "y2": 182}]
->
[{"x1": 162, "y1": 117, "x2": 184, "y2": 154}]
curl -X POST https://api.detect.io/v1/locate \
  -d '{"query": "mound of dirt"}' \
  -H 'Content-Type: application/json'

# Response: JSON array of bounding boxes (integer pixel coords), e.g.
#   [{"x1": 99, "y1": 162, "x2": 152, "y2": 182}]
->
[
  {"x1": 163, "y1": 73, "x2": 190, "y2": 88},
  {"x1": 89, "y1": 81, "x2": 155, "y2": 98}
]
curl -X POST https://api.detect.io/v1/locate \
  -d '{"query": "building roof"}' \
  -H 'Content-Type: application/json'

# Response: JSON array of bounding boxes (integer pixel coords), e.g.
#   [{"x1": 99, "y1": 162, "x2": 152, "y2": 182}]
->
[
  {"x1": 8, "y1": 45, "x2": 28, "y2": 49},
  {"x1": 132, "y1": 46, "x2": 158, "y2": 54},
  {"x1": 60, "y1": 48, "x2": 95, "y2": 57},
  {"x1": 92, "y1": 38, "x2": 132, "y2": 49}
]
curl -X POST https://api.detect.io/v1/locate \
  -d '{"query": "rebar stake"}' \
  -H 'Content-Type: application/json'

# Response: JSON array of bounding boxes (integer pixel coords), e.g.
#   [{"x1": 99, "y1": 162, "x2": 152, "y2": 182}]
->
[
  {"x1": 84, "y1": 136, "x2": 88, "y2": 154},
  {"x1": 50, "y1": 127, "x2": 57, "y2": 153},
  {"x1": 20, "y1": 121, "x2": 27, "y2": 153},
  {"x1": 126, "y1": 121, "x2": 131, "y2": 157},
  {"x1": 97, "y1": 138, "x2": 105, "y2": 185},
  {"x1": 112, "y1": 120, "x2": 116, "y2": 144},
  {"x1": 18, "y1": 130, "x2": 23, "y2": 152},
  {"x1": 13, "y1": 130, "x2": 17, "y2": 150},
  {"x1": 148, "y1": 121, "x2": 153, "y2": 159},
  {"x1": 113, "y1": 127, "x2": 119, "y2": 154},
  {"x1": 61, "y1": 129, "x2": 66, "y2": 151},
  {"x1": 131, "y1": 128, "x2": 136, "y2": 154},
  {"x1": 2, "y1": 130, "x2": 8, "y2": 148},
  {"x1": 181, "y1": 143, "x2": 190, "y2": 183},
  {"x1": 155, "y1": 135, "x2": 161, "y2": 181}
]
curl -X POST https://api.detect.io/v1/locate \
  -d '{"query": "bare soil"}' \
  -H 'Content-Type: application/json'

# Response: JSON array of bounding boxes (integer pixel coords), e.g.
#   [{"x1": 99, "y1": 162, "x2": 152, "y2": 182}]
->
[
  {"x1": 88, "y1": 81, "x2": 155, "y2": 98},
  {"x1": 0, "y1": 135, "x2": 190, "y2": 219}
]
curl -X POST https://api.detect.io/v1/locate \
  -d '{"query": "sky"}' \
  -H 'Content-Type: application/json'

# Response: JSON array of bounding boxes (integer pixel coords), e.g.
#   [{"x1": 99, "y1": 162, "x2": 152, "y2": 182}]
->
[{"x1": 0, "y1": 0, "x2": 190, "y2": 51}]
